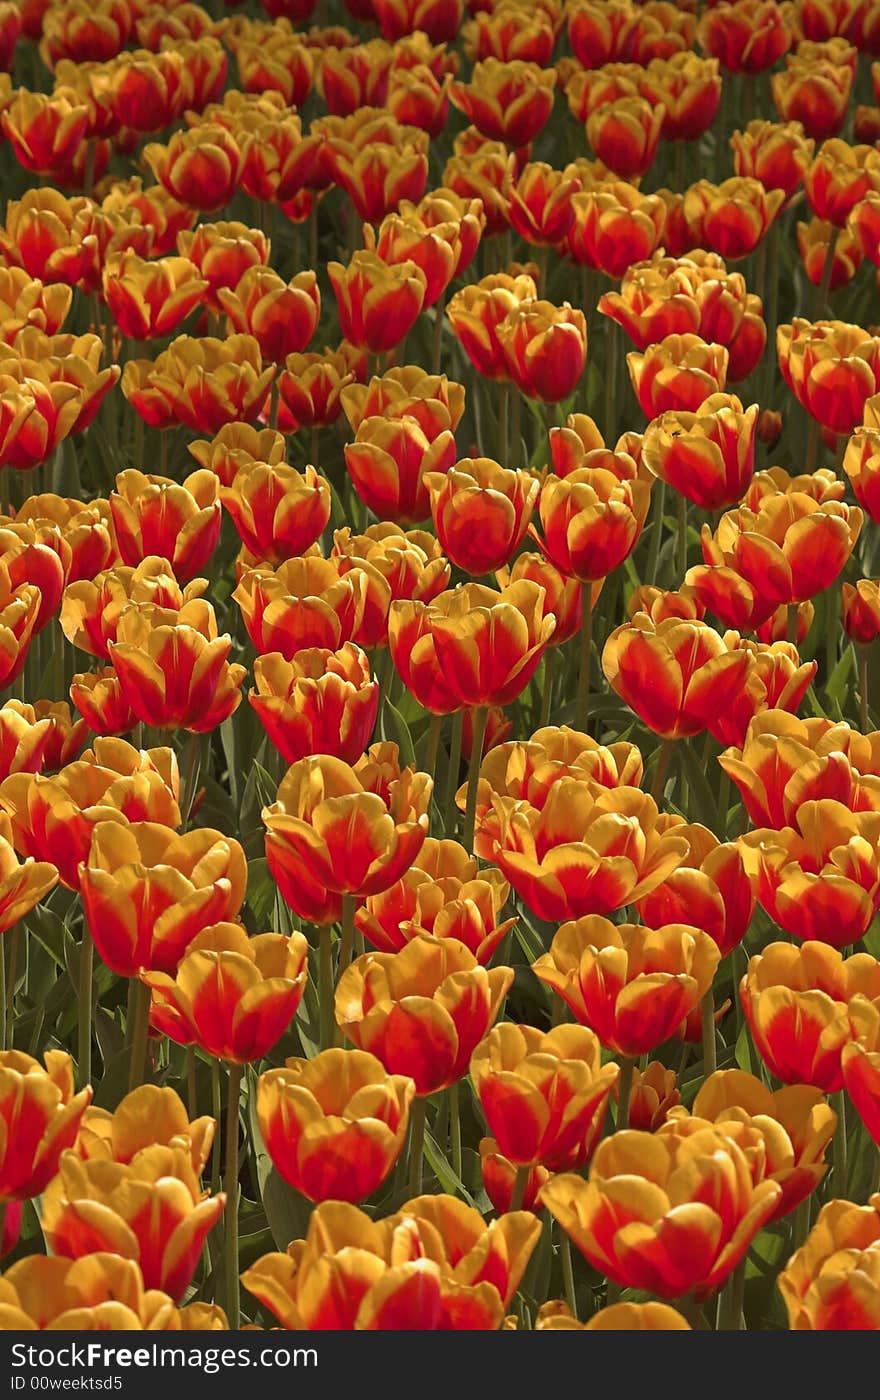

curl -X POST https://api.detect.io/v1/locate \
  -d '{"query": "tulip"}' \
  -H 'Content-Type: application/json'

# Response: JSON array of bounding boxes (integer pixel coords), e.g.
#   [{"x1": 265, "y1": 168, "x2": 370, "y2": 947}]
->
[
  {"x1": 13, "y1": 494, "x2": 114, "y2": 585},
  {"x1": 188, "y1": 422, "x2": 286, "y2": 489},
  {"x1": 471, "y1": 1023, "x2": 618, "y2": 1171},
  {"x1": 0, "y1": 702, "x2": 53, "y2": 784},
  {"x1": 449, "y1": 59, "x2": 556, "y2": 148},
  {"x1": 257, "y1": 1049, "x2": 415, "y2": 1202},
  {"x1": 234, "y1": 556, "x2": 371, "y2": 660},
  {"x1": 344, "y1": 412, "x2": 456, "y2": 526},
  {"x1": 627, "y1": 334, "x2": 729, "y2": 418},
  {"x1": 443, "y1": 143, "x2": 513, "y2": 238},
  {"x1": 533, "y1": 916, "x2": 719, "y2": 1057},
  {"x1": 798, "y1": 216, "x2": 862, "y2": 288},
  {"x1": 447, "y1": 272, "x2": 537, "y2": 382},
  {"x1": 805, "y1": 139, "x2": 880, "y2": 226},
  {"x1": 538, "y1": 1301, "x2": 691, "y2": 1331},
  {"x1": 697, "y1": 0, "x2": 791, "y2": 73},
  {"x1": 731, "y1": 119, "x2": 815, "y2": 201},
  {"x1": 247, "y1": 640, "x2": 374, "y2": 769},
  {"x1": 144, "y1": 123, "x2": 244, "y2": 213},
  {"x1": 707, "y1": 634, "x2": 816, "y2": 749},
  {"x1": 0, "y1": 1050, "x2": 90, "y2": 1202},
  {"x1": 497, "y1": 299, "x2": 588, "y2": 403},
  {"x1": 480, "y1": 1139, "x2": 548, "y2": 1215},
  {"x1": 81, "y1": 821, "x2": 247, "y2": 977},
  {"x1": 366, "y1": 208, "x2": 460, "y2": 309},
  {"x1": 263, "y1": 751, "x2": 431, "y2": 926},
  {"x1": 109, "y1": 470, "x2": 220, "y2": 584},
  {"x1": 779, "y1": 1197, "x2": 880, "y2": 1329},
  {"x1": 843, "y1": 581, "x2": 880, "y2": 646},
  {"x1": 637, "y1": 821, "x2": 754, "y2": 956},
  {"x1": 640, "y1": 53, "x2": 721, "y2": 142},
  {"x1": 497, "y1": 553, "x2": 584, "y2": 647},
  {"x1": 425, "y1": 458, "x2": 539, "y2": 575},
  {"x1": 275, "y1": 346, "x2": 359, "y2": 432},
  {"x1": 642, "y1": 393, "x2": 758, "y2": 510},
  {"x1": 740, "y1": 940, "x2": 880, "y2": 1090},
  {"x1": 0, "y1": 1251, "x2": 228, "y2": 1330},
  {"x1": 218, "y1": 266, "x2": 320, "y2": 363},
  {"x1": 332, "y1": 523, "x2": 450, "y2": 616},
  {"x1": 739, "y1": 799, "x2": 880, "y2": 948},
  {"x1": 329, "y1": 126, "x2": 429, "y2": 223},
  {"x1": 373, "y1": 0, "x2": 463, "y2": 42},
  {"x1": 336, "y1": 934, "x2": 513, "y2": 1096},
  {"x1": 61, "y1": 558, "x2": 206, "y2": 662},
  {"x1": 843, "y1": 426, "x2": 880, "y2": 522},
  {"x1": 1, "y1": 91, "x2": 90, "y2": 178},
  {"x1": 507, "y1": 163, "x2": 581, "y2": 249},
  {"x1": 329, "y1": 250, "x2": 426, "y2": 355},
  {"x1": 220, "y1": 461, "x2": 329, "y2": 565},
  {"x1": 387, "y1": 64, "x2": 450, "y2": 136},
  {"x1": 464, "y1": 3, "x2": 556, "y2": 65},
  {"x1": 618, "y1": 1061, "x2": 681, "y2": 1131},
  {"x1": 42, "y1": 1147, "x2": 224, "y2": 1302},
  {"x1": 849, "y1": 191, "x2": 880, "y2": 268},
  {"x1": 587, "y1": 97, "x2": 663, "y2": 179},
  {"x1": 779, "y1": 318, "x2": 880, "y2": 434},
  {"x1": 567, "y1": 183, "x2": 666, "y2": 280},
  {"x1": 102, "y1": 251, "x2": 206, "y2": 342},
  {"x1": 683, "y1": 1069, "x2": 836, "y2": 1219},
  {"x1": 0, "y1": 738, "x2": 180, "y2": 889},
  {"x1": 124, "y1": 334, "x2": 274, "y2": 435},
  {"x1": 176, "y1": 221, "x2": 270, "y2": 313},
  {"x1": 772, "y1": 61, "x2": 853, "y2": 141},
  {"x1": 542, "y1": 1123, "x2": 781, "y2": 1300},
  {"x1": 76, "y1": 1084, "x2": 214, "y2": 1175},
  {"x1": 567, "y1": 0, "x2": 632, "y2": 67},
  {"x1": 489, "y1": 782, "x2": 688, "y2": 922},
  {"x1": 534, "y1": 459, "x2": 651, "y2": 581},
  {"x1": 684, "y1": 178, "x2": 784, "y2": 261},
  {"x1": 842, "y1": 1020, "x2": 880, "y2": 1145},
  {"x1": 0, "y1": 266, "x2": 71, "y2": 343},
  {"x1": 144, "y1": 923, "x2": 308, "y2": 1063}
]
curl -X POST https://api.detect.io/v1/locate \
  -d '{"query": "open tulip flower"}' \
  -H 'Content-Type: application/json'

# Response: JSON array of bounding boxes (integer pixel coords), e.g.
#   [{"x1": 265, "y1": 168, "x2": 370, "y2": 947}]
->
[
  {"x1": 470, "y1": 1023, "x2": 619, "y2": 1171},
  {"x1": 449, "y1": 58, "x2": 556, "y2": 147},
  {"x1": 447, "y1": 272, "x2": 537, "y2": 381},
  {"x1": 257, "y1": 1049, "x2": 415, "y2": 1202},
  {"x1": 143, "y1": 923, "x2": 308, "y2": 1063},
  {"x1": 329, "y1": 250, "x2": 427, "y2": 355},
  {"x1": 534, "y1": 457, "x2": 652, "y2": 581},
  {"x1": 234, "y1": 555, "x2": 371, "y2": 660},
  {"x1": 778, "y1": 1196, "x2": 880, "y2": 1329},
  {"x1": 537, "y1": 1299, "x2": 692, "y2": 1330},
  {"x1": 533, "y1": 916, "x2": 719, "y2": 1056},
  {"x1": 642, "y1": 393, "x2": 758, "y2": 510},
  {"x1": 0, "y1": 1050, "x2": 91, "y2": 1202},
  {"x1": 109, "y1": 469, "x2": 221, "y2": 584},
  {"x1": 41, "y1": 1146, "x2": 225, "y2": 1303},
  {"x1": 0, "y1": 1252, "x2": 227, "y2": 1331},
  {"x1": 542, "y1": 1121, "x2": 782, "y2": 1301},
  {"x1": 731, "y1": 119, "x2": 815, "y2": 201},
  {"x1": 335, "y1": 933, "x2": 513, "y2": 1095},
  {"x1": 637, "y1": 820, "x2": 755, "y2": 956},
  {"x1": 627, "y1": 334, "x2": 729, "y2": 418},
  {"x1": 123, "y1": 334, "x2": 274, "y2": 435},
  {"x1": 76, "y1": 1085, "x2": 214, "y2": 1176},
  {"x1": 250, "y1": 645, "x2": 378, "y2": 766},
  {"x1": 706, "y1": 634, "x2": 816, "y2": 749}
]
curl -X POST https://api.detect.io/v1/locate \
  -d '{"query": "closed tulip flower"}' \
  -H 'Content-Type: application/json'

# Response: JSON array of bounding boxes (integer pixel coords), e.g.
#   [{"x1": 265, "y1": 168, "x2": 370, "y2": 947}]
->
[
  {"x1": 329, "y1": 250, "x2": 426, "y2": 355},
  {"x1": 627, "y1": 334, "x2": 729, "y2": 418},
  {"x1": 805, "y1": 139, "x2": 880, "y2": 226},
  {"x1": 0, "y1": 810, "x2": 58, "y2": 934},
  {"x1": 447, "y1": 272, "x2": 537, "y2": 382},
  {"x1": 497, "y1": 299, "x2": 587, "y2": 403},
  {"x1": 332, "y1": 523, "x2": 451, "y2": 615},
  {"x1": 344, "y1": 412, "x2": 456, "y2": 526},
  {"x1": 386, "y1": 63, "x2": 450, "y2": 137},
  {"x1": 849, "y1": 191, "x2": 880, "y2": 268},
  {"x1": 843, "y1": 426, "x2": 880, "y2": 522},
  {"x1": 587, "y1": 97, "x2": 664, "y2": 180},
  {"x1": 442, "y1": 142, "x2": 513, "y2": 239},
  {"x1": 42, "y1": 1147, "x2": 224, "y2": 1303},
  {"x1": 507, "y1": 163, "x2": 581, "y2": 249},
  {"x1": 843, "y1": 580, "x2": 880, "y2": 645},
  {"x1": 143, "y1": 923, "x2": 308, "y2": 1063},
  {"x1": 366, "y1": 209, "x2": 459, "y2": 309},
  {"x1": 642, "y1": 393, "x2": 758, "y2": 510},
  {"x1": 707, "y1": 634, "x2": 816, "y2": 749},
  {"x1": 534, "y1": 460, "x2": 651, "y2": 582},
  {"x1": 637, "y1": 821, "x2": 754, "y2": 956},
  {"x1": 480, "y1": 1139, "x2": 548, "y2": 1215},
  {"x1": 275, "y1": 346, "x2": 358, "y2": 432},
  {"x1": 731, "y1": 119, "x2": 815, "y2": 201},
  {"x1": 81, "y1": 821, "x2": 247, "y2": 977},
  {"x1": 61, "y1": 558, "x2": 207, "y2": 662},
  {"x1": 76, "y1": 1084, "x2": 214, "y2": 1175},
  {"x1": 0, "y1": 1253, "x2": 227, "y2": 1331},
  {"x1": 567, "y1": 0, "x2": 631, "y2": 67},
  {"x1": 543, "y1": 1123, "x2": 781, "y2": 1300},
  {"x1": 257, "y1": 1050, "x2": 414, "y2": 1202},
  {"x1": 697, "y1": 0, "x2": 791, "y2": 73},
  {"x1": 102, "y1": 252, "x2": 206, "y2": 342},
  {"x1": 218, "y1": 266, "x2": 320, "y2": 363},
  {"x1": 0, "y1": 1050, "x2": 90, "y2": 1202},
  {"x1": 684, "y1": 178, "x2": 784, "y2": 261},
  {"x1": 109, "y1": 470, "x2": 220, "y2": 584},
  {"x1": 640, "y1": 52, "x2": 721, "y2": 142},
  {"x1": 176, "y1": 222, "x2": 269, "y2": 313},
  {"x1": 598, "y1": 257, "x2": 702, "y2": 350},
  {"x1": 425, "y1": 458, "x2": 539, "y2": 575},
  {"x1": 188, "y1": 422, "x2": 286, "y2": 489},
  {"x1": 619, "y1": 1060, "x2": 681, "y2": 1131},
  {"x1": 567, "y1": 183, "x2": 666, "y2": 279},
  {"x1": 250, "y1": 646, "x2": 378, "y2": 765},
  {"x1": 0, "y1": 701, "x2": 53, "y2": 782},
  {"x1": 220, "y1": 462, "x2": 329, "y2": 565},
  {"x1": 842, "y1": 1013, "x2": 880, "y2": 1144},
  {"x1": 330, "y1": 128, "x2": 429, "y2": 224},
  {"x1": 0, "y1": 738, "x2": 180, "y2": 889},
  {"x1": 497, "y1": 553, "x2": 584, "y2": 647},
  {"x1": 450, "y1": 59, "x2": 556, "y2": 148},
  {"x1": 683, "y1": 1069, "x2": 836, "y2": 1219},
  {"x1": 798, "y1": 216, "x2": 862, "y2": 288},
  {"x1": 771, "y1": 60, "x2": 852, "y2": 141},
  {"x1": 779, "y1": 1196, "x2": 880, "y2": 1329},
  {"x1": 779, "y1": 318, "x2": 880, "y2": 434},
  {"x1": 471, "y1": 1023, "x2": 618, "y2": 1171},
  {"x1": 741, "y1": 940, "x2": 880, "y2": 1090},
  {"x1": 489, "y1": 781, "x2": 688, "y2": 922},
  {"x1": 144, "y1": 123, "x2": 244, "y2": 213},
  {"x1": 336, "y1": 934, "x2": 513, "y2": 1095},
  {"x1": 1, "y1": 91, "x2": 89, "y2": 178},
  {"x1": 242, "y1": 1198, "x2": 516, "y2": 1330},
  {"x1": 533, "y1": 917, "x2": 719, "y2": 1057},
  {"x1": 263, "y1": 751, "x2": 431, "y2": 926},
  {"x1": 234, "y1": 556, "x2": 370, "y2": 660}
]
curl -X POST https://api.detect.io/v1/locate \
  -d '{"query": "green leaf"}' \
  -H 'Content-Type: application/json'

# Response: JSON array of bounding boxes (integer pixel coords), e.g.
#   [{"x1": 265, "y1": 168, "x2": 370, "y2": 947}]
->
[
  {"x1": 380, "y1": 699, "x2": 416, "y2": 768},
  {"x1": 260, "y1": 1168, "x2": 315, "y2": 1251},
  {"x1": 422, "y1": 1130, "x2": 478, "y2": 1206},
  {"x1": 247, "y1": 857, "x2": 276, "y2": 929}
]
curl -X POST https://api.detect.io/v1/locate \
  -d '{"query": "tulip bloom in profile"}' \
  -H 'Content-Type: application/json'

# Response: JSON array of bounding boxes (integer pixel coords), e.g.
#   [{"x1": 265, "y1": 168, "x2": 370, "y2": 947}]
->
[
  {"x1": 567, "y1": 184, "x2": 666, "y2": 280},
  {"x1": 778, "y1": 319, "x2": 880, "y2": 435},
  {"x1": 534, "y1": 455, "x2": 652, "y2": 583},
  {"x1": 143, "y1": 923, "x2": 308, "y2": 1063},
  {"x1": 627, "y1": 335, "x2": 729, "y2": 418},
  {"x1": 497, "y1": 300, "x2": 588, "y2": 403},
  {"x1": 343, "y1": 411, "x2": 457, "y2": 525},
  {"x1": 42, "y1": 1147, "x2": 225, "y2": 1303},
  {"x1": 220, "y1": 462, "x2": 330, "y2": 564},
  {"x1": 218, "y1": 266, "x2": 320, "y2": 363},
  {"x1": 0, "y1": 1252, "x2": 228, "y2": 1331},
  {"x1": 804, "y1": 139, "x2": 880, "y2": 227},
  {"x1": 144, "y1": 123, "x2": 244, "y2": 212},
  {"x1": 449, "y1": 59, "x2": 556, "y2": 147},
  {"x1": 328, "y1": 251, "x2": 426, "y2": 355},
  {"x1": 336, "y1": 934, "x2": 513, "y2": 1095},
  {"x1": 242, "y1": 1196, "x2": 536, "y2": 1329},
  {"x1": 0, "y1": 1050, "x2": 91, "y2": 1203},
  {"x1": 533, "y1": 917, "x2": 719, "y2": 1057},
  {"x1": 740, "y1": 940, "x2": 880, "y2": 1090},
  {"x1": 81, "y1": 821, "x2": 247, "y2": 977},
  {"x1": 76, "y1": 1084, "x2": 214, "y2": 1175},
  {"x1": 697, "y1": 0, "x2": 791, "y2": 73},
  {"x1": 637, "y1": 821, "x2": 754, "y2": 956},
  {"x1": 176, "y1": 222, "x2": 270, "y2": 313},
  {"x1": 425, "y1": 458, "x2": 539, "y2": 575},
  {"x1": 602, "y1": 614, "x2": 752, "y2": 739},
  {"x1": 470, "y1": 1023, "x2": 619, "y2": 1171},
  {"x1": 542, "y1": 1122, "x2": 781, "y2": 1300},
  {"x1": 779, "y1": 1197, "x2": 880, "y2": 1329},
  {"x1": 642, "y1": 394, "x2": 758, "y2": 510},
  {"x1": 109, "y1": 470, "x2": 221, "y2": 584},
  {"x1": 798, "y1": 216, "x2": 862, "y2": 289},
  {"x1": 102, "y1": 252, "x2": 207, "y2": 342},
  {"x1": 0, "y1": 810, "x2": 58, "y2": 935},
  {"x1": 257, "y1": 1049, "x2": 415, "y2": 1203},
  {"x1": 731, "y1": 119, "x2": 815, "y2": 202},
  {"x1": 538, "y1": 1300, "x2": 691, "y2": 1331},
  {"x1": 587, "y1": 97, "x2": 664, "y2": 179},
  {"x1": 233, "y1": 556, "x2": 372, "y2": 660},
  {"x1": 771, "y1": 59, "x2": 852, "y2": 141},
  {"x1": 618, "y1": 1061, "x2": 681, "y2": 1132},
  {"x1": 684, "y1": 178, "x2": 784, "y2": 261},
  {"x1": 682, "y1": 1069, "x2": 836, "y2": 1219},
  {"x1": 263, "y1": 751, "x2": 431, "y2": 926},
  {"x1": 123, "y1": 335, "x2": 274, "y2": 435},
  {"x1": 480, "y1": 1138, "x2": 548, "y2": 1215},
  {"x1": 843, "y1": 425, "x2": 880, "y2": 523},
  {"x1": 489, "y1": 781, "x2": 688, "y2": 923},
  {"x1": 447, "y1": 272, "x2": 536, "y2": 381},
  {"x1": 250, "y1": 646, "x2": 378, "y2": 766}
]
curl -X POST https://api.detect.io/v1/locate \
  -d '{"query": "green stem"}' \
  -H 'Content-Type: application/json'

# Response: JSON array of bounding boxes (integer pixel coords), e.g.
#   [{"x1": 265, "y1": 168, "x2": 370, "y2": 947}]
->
[
  {"x1": 5, "y1": 926, "x2": 18, "y2": 1050},
  {"x1": 677, "y1": 491, "x2": 688, "y2": 582},
  {"x1": 644, "y1": 480, "x2": 666, "y2": 586},
  {"x1": 224, "y1": 1061, "x2": 243, "y2": 1328},
  {"x1": 832, "y1": 1090, "x2": 847, "y2": 1193},
  {"x1": 786, "y1": 602, "x2": 799, "y2": 645},
  {"x1": 498, "y1": 380, "x2": 510, "y2": 465},
  {"x1": 791, "y1": 1195, "x2": 811, "y2": 1251},
  {"x1": 210, "y1": 1058, "x2": 222, "y2": 1197},
  {"x1": 449, "y1": 1080, "x2": 462, "y2": 1181},
  {"x1": 431, "y1": 291, "x2": 446, "y2": 376},
  {"x1": 182, "y1": 730, "x2": 201, "y2": 825},
  {"x1": 701, "y1": 987, "x2": 717, "y2": 1078},
  {"x1": 859, "y1": 645, "x2": 869, "y2": 732},
  {"x1": 604, "y1": 318, "x2": 618, "y2": 444},
  {"x1": 539, "y1": 647, "x2": 555, "y2": 728},
  {"x1": 127, "y1": 977, "x2": 151, "y2": 1092},
  {"x1": 575, "y1": 582, "x2": 593, "y2": 734},
  {"x1": 815, "y1": 226, "x2": 840, "y2": 319},
  {"x1": 442, "y1": 710, "x2": 464, "y2": 836},
  {"x1": 187, "y1": 1046, "x2": 197, "y2": 1119},
  {"x1": 319, "y1": 924, "x2": 334, "y2": 1052},
  {"x1": 805, "y1": 416, "x2": 820, "y2": 475},
  {"x1": 719, "y1": 1258, "x2": 745, "y2": 1330},
  {"x1": 510, "y1": 1164, "x2": 530, "y2": 1213},
  {"x1": 408, "y1": 1097, "x2": 427, "y2": 1197},
  {"x1": 650, "y1": 738, "x2": 674, "y2": 803},
  {"x1": 423, "y1": 712, "x2": 443, "y2": 797},
  {"x1": 77, "y1": 928, "x2": 93, "y2": 1088},
  {"x1": 559, "y1": 1229, "x2": 577, "y2": 1318},
  {"x1": 463, "y1": 707, "x2": 487, "y2": 853},
  {"x1": 616, "y1": 1055, "x2": 635, "y2": 1129}
]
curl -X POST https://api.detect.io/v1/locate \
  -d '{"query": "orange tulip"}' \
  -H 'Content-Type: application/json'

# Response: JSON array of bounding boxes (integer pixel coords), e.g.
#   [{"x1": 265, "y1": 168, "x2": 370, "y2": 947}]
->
[
  {"x1": 218, "y1": 266, "x2": 320, "y2": 362},
  {"x1": 449, "y1": 59, "x2": 556, "y2": 148},
  {"x1": 336, "y1": 934, "x2": 512, "y2": 1095},
  {"x1": 188, "y1": 421, "x2": 286, "y2": 489},
  {"x1": 176, "y1": 221, "x2": 270, "y2": 313},
  {"x1": 329, "y1": 250, "x2": 426, "y2": 355},
  {"x1": 731, "y1": 119, "x2": 815, "y2": 201},
  {"x1": 497, "y1": 299, "x2": 588, "y2": 403},
  {"x1": 697, "y1": 0, "x2": 791, "y2": 73},
  {"x1": 220, "y1": 461, "x2": 329, "y2": 564},
  {"x1": 533, "y1": 916, "x2": 719, "y2": 1056},
  {"x1": 332, "y1": 523, "x2": 451, "y2": 614},
  {"x1": 637, "y1": 821, "x2": 754, "y2": 956},
  {"x1": 101, "y1": 251, "x2": 206, "y2": 342},
  {"x1": 489, "y1": 782, "x2": 687, "y2": 922},
  {"x1": 0, "y1": 1253, "x2": 227, "y2": 1330},
  {"x1": 640, "y1": 52, "x2": 722, "y2": 141},
  {"x1": 642, "y1": 393, "x2": 758, "y2": 510},
  {"x1": 779, "y1": 1197, "x2": 880, "y2": 1329},
  {"x1": 144, "y1": 122, "x2": 244, "y2": 212},
  {"x1": 1, "y1": 91, "x2": 89, "y2": 178},
  {"x1": 534, "y1": 455, "x2": 651, "y2": 583},
  {"x1": 798, "y1": 215, "x2": 862, "y2": 288},
  {"x1": 627, "y1": 334, "x2": 728, "y2": 418},
  {"x1": 443, "y1": 141, "x2": 513, "y2": 238},
  {"x1": 542, "y1": 1123, "x2": 781, "y2": 1300},
  {"x1": 263, "y1": 751, "x2": 431, "y2": 926},
  {"x1": 480, "y1": 1139, "x2": 548, "y2": 1215},
  {"x1": 275, "y1": 345, "x2": 360, "y2": 432},
  {"x1": 42, "y1": 1147, "x2": 224, "y2": 1302},
  {"x1": 707, "y1": 633, "x2": 816, "y2": 749},
  {"x1": 366, "y1": 207, "x2": 461, "y2": 308},
  {"x1": 344, "y1": 412, "x2": 456, "y2": 526},
  {"x1": 740, "y1": 940, "x2": 880, "y2": 1090},
  {"x1": 250, "y1": 645, "x2": 378, "y2": 766},
  {"x1": 0, "y1": 1050, "x2": 90, "y2": 1202},
  {"x1": 497, "y1": 552, "x2": 583, "y2": 646},
  {"x1": 772, "y1": 60, "x2": 852, "y2": 140},
  {"x1": 619, "y1": 1060, "x2": 681, "y2": 1131},
  {"x1": 587, "y1": 96, "x2": 664, "y2": 180},
  {"x1": 61, "y1": 557, "x2": 206, "y2": 662},
  {"x1": 144, "y1": 923, "x2": 308, "y2": 1063},
  {"x1": 76, "y1": 1084, "x2": 214, "y2": 1175},
  {"x1": 328, "y1": 126, "x2": 429, "y2": 223},
  {"x1": 109, "y1": 470, "x2": 220, "y2": 584},
  {"x1": 507, "y1": 162, "x2": 580, "y2": 249},
  {"x1": 471, "y1": 1023, "x2": 618, "y2": 1170},
  {"x1": 805, "y1": 139, "x2": 880, "y2": 226},
  {"x1": 567, "y1": 0, "x2": 632, "y2": 67},
  {"x1": 234, "y1": 555, "x2": 372, "y2": 660},
  {"x1": 567, "y1": 183, "x2": 666, "y2": 279},
  {"x1": 779, "y1": 318, "x2": 880, "y2": 434},
  {"x1": 843, "y1": 580, "x2": 880, "y2": 645},
  {"x1": 257, "y1": 1049, "x2": 414, "y2": 1202},
  {"x1": 425, "y1": 458, "x2": 539, "y2": 575},
  {"x1": 684, "y1": 177, "x2": 784, "y2": 261},
  {"x1": 447, "y1": 272, "x2": 537, "y2": 382},
  {"x1": 538, "y1": 1300, "x2": 691, "y2": 1330}
]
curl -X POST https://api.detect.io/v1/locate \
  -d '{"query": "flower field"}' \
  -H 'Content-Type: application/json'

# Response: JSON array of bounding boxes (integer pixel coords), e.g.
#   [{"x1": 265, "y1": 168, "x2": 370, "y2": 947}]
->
[{"x1": 0, "y1": 0, "x2": 880, "y2": 1336}]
